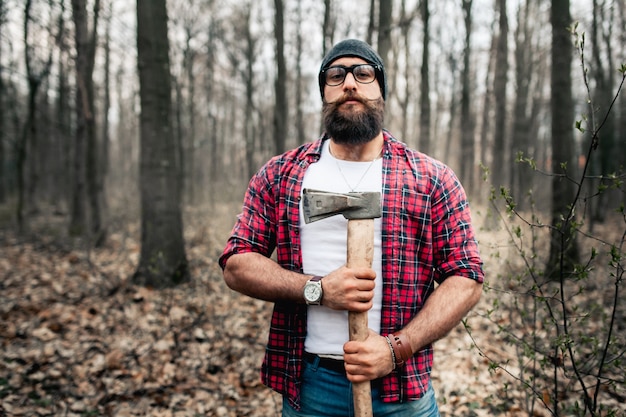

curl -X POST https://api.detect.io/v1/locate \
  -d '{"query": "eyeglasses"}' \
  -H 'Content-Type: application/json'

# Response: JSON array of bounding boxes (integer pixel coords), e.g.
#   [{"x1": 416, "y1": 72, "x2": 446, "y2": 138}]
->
[{"x1": 321, "y1": 64, "x2": 380, "y2": 87}]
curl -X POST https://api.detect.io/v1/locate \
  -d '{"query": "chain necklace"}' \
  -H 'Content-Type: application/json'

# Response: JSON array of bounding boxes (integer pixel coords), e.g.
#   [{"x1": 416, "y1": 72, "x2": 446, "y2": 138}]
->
[{"x1": 333, "y1": 147, "x2": 383, "y2": 192}]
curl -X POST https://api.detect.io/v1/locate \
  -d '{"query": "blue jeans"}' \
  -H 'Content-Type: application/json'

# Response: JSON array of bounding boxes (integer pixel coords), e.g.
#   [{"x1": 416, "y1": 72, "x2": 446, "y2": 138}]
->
[{"x1": 282, "y1": 356, "x2": 440, "y2": 417}]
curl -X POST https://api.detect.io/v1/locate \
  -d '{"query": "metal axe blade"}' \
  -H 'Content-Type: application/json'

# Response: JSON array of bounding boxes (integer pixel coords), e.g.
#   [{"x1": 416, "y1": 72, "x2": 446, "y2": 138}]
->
[{"x1": 302, "y1": 188, "x2": 382, "y2": 224}]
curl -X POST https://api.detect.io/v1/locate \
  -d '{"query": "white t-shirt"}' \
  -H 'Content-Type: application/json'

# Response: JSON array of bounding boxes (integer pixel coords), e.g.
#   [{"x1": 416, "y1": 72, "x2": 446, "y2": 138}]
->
[{"x1": 300, "y1": 140, "x2": 383, "y2": 356}]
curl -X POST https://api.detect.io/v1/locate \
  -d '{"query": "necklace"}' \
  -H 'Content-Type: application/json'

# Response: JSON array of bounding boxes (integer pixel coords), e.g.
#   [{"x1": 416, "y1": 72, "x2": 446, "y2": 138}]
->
[{"x1": 333, "y1": 148, "x2": 383, "y2": 192}]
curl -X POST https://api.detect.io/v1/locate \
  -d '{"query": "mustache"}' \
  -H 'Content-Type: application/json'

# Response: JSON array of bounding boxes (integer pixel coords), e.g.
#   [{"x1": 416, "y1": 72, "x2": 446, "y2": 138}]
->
[{"x1": 326, "y1": 92, "x2": 378, "y2": 105}]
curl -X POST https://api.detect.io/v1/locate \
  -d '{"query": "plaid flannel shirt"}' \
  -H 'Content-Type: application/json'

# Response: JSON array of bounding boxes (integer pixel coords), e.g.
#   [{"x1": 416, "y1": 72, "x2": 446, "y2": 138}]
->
[{"x1": 219, "y1": 131, "x2": 484, "y2": 410}]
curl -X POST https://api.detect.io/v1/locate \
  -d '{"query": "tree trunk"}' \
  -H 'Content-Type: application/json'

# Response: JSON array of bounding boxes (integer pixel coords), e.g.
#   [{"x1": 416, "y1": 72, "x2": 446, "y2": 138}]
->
[
  {"x1": 52, "y1": 0, "x2": 72, "y2": 211},
  {"x1": 459, "y1": 0, "x2": 475, "y2": 194},
  {"x1": 321, "y1": 0, "x2": 335, "y2": 134},
  {"x1": 547, "y1": 0, "x2": 579, "y2": 278},
  {"x1": 182, "y1": 27, "x2": 196, "y2": 205},
  {"x1": 19, "y1": 0, "x2": 53, "y2": 231},
  {"x1": 205, "y1": 12, "x2": 219, "y2": 208},
  {"x1": 492, "y1": 0, "x2": 509, "y2": 192},
  {"x1": 274, "y1": 0, "x2": 287, "y2": 155},
  {"x1": 620, "y1": 0, "x2": 626, "y2": 208},
  {"x1": 134, "y1": 0, "x2": 188, "y2": 287},
  {"x1": 295, "y1": 1, "x2": 305, "y2": 144},
  {"x1": 419, "y1": 0, "x2": 431, "y2": 155},
  {"x1": 100, "y1": 3, "x2": 111, "y2": 220},
  {"x1": 322, "y1": 0, "x2": 334, "y2": 56},
  {"x1": 398, "y1": 0, "x2": 412, "y2": 145},
  {"x1": 70, "y1": 0, "x2": 103, "y2": 245},
  {"x1": 479, "y1": 15, "x2": 496, "y2": 180},
  {"x1": 444, "y1": 54, "x2": 459, "y2": 164},
  {"x1": 0, "y1": 0, "x2": 5, "y2": 204},
  {"x1": 366, "y1": 0, "x2": 376, "y2": 45},
  {"x1": 588, "y1": 0, "x2": 617, "y2": 224},
  {"x1": 241, "y1": 5, "x2": 257, "y2": 181},
  {"x1": 377, "y1": 0, "x2": 392, "y2": 72},
  {"x1": 511, "y1": 0, "x2": 535, "y2": 209}
]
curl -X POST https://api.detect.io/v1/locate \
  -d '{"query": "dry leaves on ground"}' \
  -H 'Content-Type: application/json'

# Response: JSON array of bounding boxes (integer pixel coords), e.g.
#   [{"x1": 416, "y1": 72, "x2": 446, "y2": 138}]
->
[{"x1": 1, "y1": 206, "x2": 624, "y2": 416}]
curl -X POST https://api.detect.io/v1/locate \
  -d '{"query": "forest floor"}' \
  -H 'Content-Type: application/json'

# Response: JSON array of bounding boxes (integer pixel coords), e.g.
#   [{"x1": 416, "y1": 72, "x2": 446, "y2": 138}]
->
[{"x1": 1, "y1": 201, "x2": 625, "y2": 417}]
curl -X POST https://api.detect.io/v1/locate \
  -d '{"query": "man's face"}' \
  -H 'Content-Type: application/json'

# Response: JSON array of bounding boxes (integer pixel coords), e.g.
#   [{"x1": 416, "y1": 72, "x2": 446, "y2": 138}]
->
[
  {"x1": 322, "y1": 57, "x2": 385, "y2": 145},
  {"x1": 322, "y1": 57, "x2": 383, "y2": 103}
]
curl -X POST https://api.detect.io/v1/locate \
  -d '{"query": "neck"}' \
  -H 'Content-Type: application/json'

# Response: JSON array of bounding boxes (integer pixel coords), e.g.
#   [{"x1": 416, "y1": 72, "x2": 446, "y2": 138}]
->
[{"x1": 329, "y1": 132, "x2": 384, "y2": 162}]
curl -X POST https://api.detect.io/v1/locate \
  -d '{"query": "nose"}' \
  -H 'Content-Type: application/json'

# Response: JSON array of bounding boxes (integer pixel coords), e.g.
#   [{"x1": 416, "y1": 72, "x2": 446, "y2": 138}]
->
[{"x1": 342, "y1": 71, "x2": 358, "y2": 90}]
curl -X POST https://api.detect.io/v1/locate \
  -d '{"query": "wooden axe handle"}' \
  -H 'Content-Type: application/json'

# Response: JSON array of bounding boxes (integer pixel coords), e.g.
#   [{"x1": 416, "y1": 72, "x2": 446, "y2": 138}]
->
[{"x1": 347, "y1": 219, "x2": 374, "y2": 417}]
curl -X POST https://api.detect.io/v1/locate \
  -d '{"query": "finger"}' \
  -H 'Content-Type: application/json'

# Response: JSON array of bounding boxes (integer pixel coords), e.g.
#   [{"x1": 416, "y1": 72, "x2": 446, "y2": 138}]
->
[
  {"x1": 346, "y1": 371, "x2": 371, "y2": 383},
  {"x1": 345, "y1": 361, "x2": 379, "y2": 382},
  {"x1": 354, "y1": 267, "x2": 376, "y2": 280},
  {"x1": 343, "y1": 340, "x2": 364, "y2": 356},
  {"x1": 343, "y1": 337, "x2": 374, "y2": 361},
  {"x1": 348, "y1": 300, "x2": 373, "y2": 312},
  {"x1": 356, "y1": 280, "x2": 376, "y2": 291},
  {"x1": 359, "y1": 290, "x2": 374, "y2": 301}
]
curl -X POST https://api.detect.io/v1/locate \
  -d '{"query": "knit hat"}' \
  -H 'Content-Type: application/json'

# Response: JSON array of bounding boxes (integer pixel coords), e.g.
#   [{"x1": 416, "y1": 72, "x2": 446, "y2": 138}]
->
[{"x1": 318, "y1": 39, "x2": 387, "y2": 100}]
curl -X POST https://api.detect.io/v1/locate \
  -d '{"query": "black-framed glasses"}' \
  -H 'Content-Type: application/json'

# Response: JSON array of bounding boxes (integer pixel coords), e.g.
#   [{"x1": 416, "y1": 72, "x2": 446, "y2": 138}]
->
[{"x1": 321, "y1": 64, "x2": 380, "y2": 86}]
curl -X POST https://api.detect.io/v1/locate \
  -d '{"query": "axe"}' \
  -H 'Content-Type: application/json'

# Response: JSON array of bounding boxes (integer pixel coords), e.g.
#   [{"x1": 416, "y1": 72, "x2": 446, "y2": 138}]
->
[{"x1": 302, "y1": 188, "x2": 382, "y2": 417}]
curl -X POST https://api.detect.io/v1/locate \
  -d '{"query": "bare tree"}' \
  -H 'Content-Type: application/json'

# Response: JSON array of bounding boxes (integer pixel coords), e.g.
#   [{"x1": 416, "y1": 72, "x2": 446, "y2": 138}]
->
[
  {"x1": 274, "y1": 0, "x2": 287, "y2": 154},
  {"x1": 134, "y1": 0, "x2": 188, "y2": 287},
  {"x1": 492, "y1": 0, "x2": 509, "y2": 192},
  {"x1": 204, "y1": 0, "x2": 220, "y2": 207},
  {"x1": 366, "y1": 0, "x2": 376, "y2": 45},
  {"x1": 479, "y1": 14, "x2": 496, "y2": 181},
  {"x1": 459, "y1": 0, "x2": 475, "y2": 194},
  {"x1": 239, "y1": 4, "x2": 258, "y2": 181},
  {"x1": 51, "y1": 0, "x2": 73, "y2": 211},
  {"x1": 587, "y1": 0, "x2": 618, "y2": 224},
  {"x1": 0, "y1": 0, "x2": 6, "y2": 203},
  {"x1": 419, "y1": 0, "x2": 431, "y2": 155},
  {"x1": 377, "y1": 0, "x2": 392, "y2": 73},
  {"x1": 547, "y1": 0, "x2": 579, "y2": 276},
  {"x1": 70, "y1": 0, "x2": 103, "y2": 245},
  {"x1": 100, "y1": 1, "x2": 112, "y2": 215},
  {"x1": 294, "y1": 1, "x2": 305, "y2": 144},
  {"x1": 443, "y1": 49, "x2": 459, "y2": 165},
  {"x1": 322, "y1": 0, "x2": 335, "y2": 56},
  {"x1": 173, "y1": 1, "x2": 205, "y2": 206},
  {"x1": 17, "y1": 0, "x2": 54, "y2": 230},
  {"x1": 397, "y1": 0, "x2": 413, "y2": 145},
  {"x1": 221, "y1": 3, "x2": 259, "y2": 182},
  {"x1": 617, "y1": 1, "x2": 626, "y2": 206},
  {"x1": 510, "y1": 0, "x2": 538, "y2": 209}
]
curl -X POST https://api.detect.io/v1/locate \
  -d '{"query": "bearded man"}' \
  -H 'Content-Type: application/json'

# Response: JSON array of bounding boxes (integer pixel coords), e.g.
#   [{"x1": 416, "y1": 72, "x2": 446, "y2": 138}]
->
[{"x1": 220, "y1": 39, "x2": 484, "y2": 417}]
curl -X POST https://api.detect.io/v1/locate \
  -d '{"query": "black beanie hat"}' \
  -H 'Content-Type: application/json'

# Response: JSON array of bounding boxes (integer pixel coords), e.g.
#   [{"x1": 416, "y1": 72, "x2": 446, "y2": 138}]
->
[{"x1": 318, "y1": 39, "x2": 387, "y2": 100}]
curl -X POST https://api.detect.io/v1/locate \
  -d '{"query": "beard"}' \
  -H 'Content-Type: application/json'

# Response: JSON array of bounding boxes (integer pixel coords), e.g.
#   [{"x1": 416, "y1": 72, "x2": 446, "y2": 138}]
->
[{"x1": 322, "y1": 93, "x2": 385, "y2": 145}]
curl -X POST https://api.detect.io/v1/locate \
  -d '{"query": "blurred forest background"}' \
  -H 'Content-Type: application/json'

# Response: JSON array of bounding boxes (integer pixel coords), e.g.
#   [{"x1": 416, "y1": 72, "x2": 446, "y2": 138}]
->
[
  {"x1": 1, "y1": 0, "x2": 625, "y2": 415},
  {"x1": 0, "y1": 0, "x2": 623, "y2": 243}
]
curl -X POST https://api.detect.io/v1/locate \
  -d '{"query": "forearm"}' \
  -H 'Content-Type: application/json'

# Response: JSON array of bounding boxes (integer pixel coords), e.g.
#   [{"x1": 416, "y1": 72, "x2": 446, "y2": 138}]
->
[
  {"x1": 223, "y1": 252, "x2": 310, "y2": 303},
  {"x1": 402, "y1": 275, "x2": 482, "y2": 353}
]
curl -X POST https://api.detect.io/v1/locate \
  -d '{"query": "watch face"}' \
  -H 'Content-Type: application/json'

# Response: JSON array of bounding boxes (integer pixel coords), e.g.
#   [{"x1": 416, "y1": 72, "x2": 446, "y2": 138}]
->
[{"x1": 304, "y1": 283, "x2": 322, "y2": 302}]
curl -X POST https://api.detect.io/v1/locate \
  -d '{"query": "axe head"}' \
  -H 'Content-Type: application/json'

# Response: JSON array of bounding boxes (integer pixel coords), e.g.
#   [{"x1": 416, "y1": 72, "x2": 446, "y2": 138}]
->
[{"x1": 302, "y1": 188, "x2": 382, "y2": 224}]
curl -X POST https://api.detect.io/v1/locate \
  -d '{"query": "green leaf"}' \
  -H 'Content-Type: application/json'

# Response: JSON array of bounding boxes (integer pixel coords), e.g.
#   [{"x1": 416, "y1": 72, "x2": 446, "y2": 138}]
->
[{"x1": 575, "y1": 120, "x2": 586, "y2": 133}]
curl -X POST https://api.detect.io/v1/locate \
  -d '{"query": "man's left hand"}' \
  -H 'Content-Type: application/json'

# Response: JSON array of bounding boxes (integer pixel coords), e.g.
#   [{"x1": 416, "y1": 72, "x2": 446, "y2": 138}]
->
[{"x1": 343, "y1": 329, "x2": 395, "y2": 382}]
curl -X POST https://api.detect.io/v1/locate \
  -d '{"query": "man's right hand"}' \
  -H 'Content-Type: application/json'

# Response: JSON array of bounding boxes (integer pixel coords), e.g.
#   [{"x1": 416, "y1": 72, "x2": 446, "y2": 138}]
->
[{"x1": 318, "y1": 265, "x2": 376, "y2": 312}]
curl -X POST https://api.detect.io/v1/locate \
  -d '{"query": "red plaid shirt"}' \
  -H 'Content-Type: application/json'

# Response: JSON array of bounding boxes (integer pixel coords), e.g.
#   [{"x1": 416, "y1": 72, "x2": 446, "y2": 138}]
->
[{"x1": 219, "y1": 131, "x2": 483, "y2": 409}]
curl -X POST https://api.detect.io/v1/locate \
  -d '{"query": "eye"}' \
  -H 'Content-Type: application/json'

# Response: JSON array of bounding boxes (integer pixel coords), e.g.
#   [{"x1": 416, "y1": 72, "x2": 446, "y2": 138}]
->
[
  {"x1": 326, "y1": 67, "x2": 345, "y2": 83},
  {"x1": 354, "y1": 65, "x2": 375, "y2": 80}
]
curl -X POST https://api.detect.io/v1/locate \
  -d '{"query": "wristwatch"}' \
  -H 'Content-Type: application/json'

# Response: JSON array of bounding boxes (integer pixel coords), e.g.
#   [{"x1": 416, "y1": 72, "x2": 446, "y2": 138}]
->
[{"x1": 303, "y1": 276, "x2": 323, "y2": 305}]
